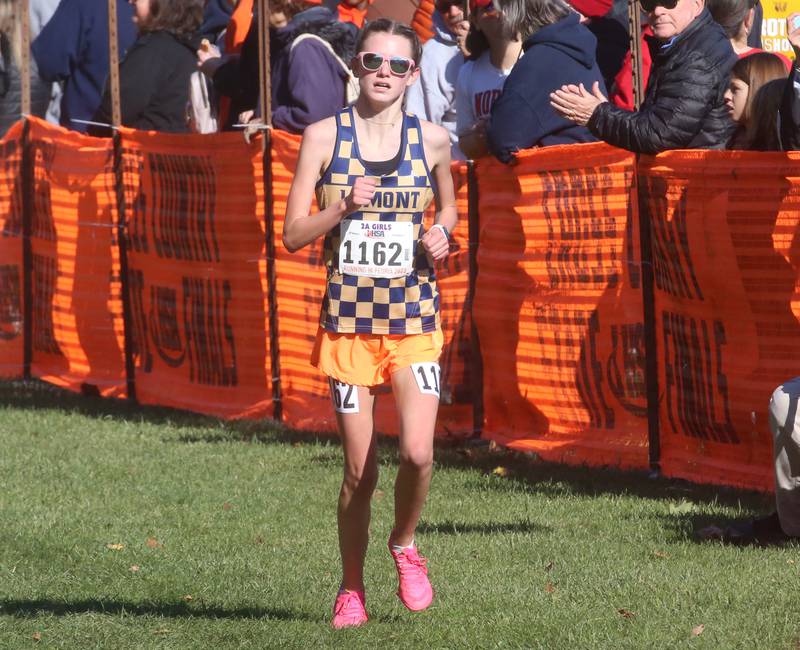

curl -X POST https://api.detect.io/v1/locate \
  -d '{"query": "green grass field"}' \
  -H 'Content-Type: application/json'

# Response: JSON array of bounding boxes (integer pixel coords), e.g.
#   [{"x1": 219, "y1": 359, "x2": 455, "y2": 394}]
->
[{"x1": 1, "y1": 379, "x2": 798, "y2": 649}]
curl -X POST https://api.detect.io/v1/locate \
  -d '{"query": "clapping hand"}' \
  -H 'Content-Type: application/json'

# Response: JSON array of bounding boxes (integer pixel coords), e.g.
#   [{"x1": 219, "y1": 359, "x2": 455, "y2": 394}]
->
[{"x1": 549, "y1": 82, "x2": 608, "y2": 126}]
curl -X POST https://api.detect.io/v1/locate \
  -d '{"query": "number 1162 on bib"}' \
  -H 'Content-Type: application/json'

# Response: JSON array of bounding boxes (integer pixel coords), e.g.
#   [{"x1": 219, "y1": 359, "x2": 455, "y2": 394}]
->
[{"x1": 339, "y1": 220, "x2": 415, "y2": 278}]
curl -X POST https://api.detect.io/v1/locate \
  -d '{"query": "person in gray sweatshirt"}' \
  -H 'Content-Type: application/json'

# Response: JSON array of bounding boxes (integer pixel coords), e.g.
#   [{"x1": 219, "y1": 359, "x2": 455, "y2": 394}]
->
[
  {"x1": 406, "y1": 1, "x2": 469, "y2": 160},
  {"x1": 0, "y1": 0, "x2": 59, "y2": 136},
  {"x1": 29, "y1": 0, "x2": 61, "y2": 124}
]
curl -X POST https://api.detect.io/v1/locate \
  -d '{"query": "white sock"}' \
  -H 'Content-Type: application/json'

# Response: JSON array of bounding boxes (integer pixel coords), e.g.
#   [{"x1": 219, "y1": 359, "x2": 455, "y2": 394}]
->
[{"x1": 391, "y1": 539, "x2": 415, "y2": 553}]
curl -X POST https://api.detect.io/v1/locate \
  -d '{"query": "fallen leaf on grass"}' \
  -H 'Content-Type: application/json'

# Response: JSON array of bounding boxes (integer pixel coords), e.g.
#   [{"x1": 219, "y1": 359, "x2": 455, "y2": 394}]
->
[
  {"x1": 617, "y1": 608, "x2": 635, "y2": 619},
  {"x1": 492, "y1": 466, "x2": 509, "y2": 477},
  {"x1": 183, "y1": 594, "x2": 193, "y2": 602},
  {"x1": 692, "y1": 624, "x2": 705, "y2": 637},
  {"x1": 255, "y1": 535, "x2": 265, "y2": 545},
  {"x1": 146, "y1": 537, "x2": 163, "y2": 549},
  {"x1": 129, "y1": 565, "x2": 140, "y2": 572},
  {"x1": 152, "y1": 628, "x2": 170, "y2": 636},
  {"x1": 106, "y1": 543, "x2": 125, "y2": 551},
  {"x1": 32, "y1": 632, "x2": 41, "y2": 642},
  {"x1": 374, "y1": 489, "x2": 385, "y2": 501},
  {"x1": 653, "y1": 551, "x2": 670, "y2": 559},
  {"x1": 545, "y1": 581, "x2": 555, "y2": 594},
  {"x1": 788, "y1": 559, "x2": 795, "y2": 565},
  {"x1": 222, "y1": 502, "x2": 233, "y2": 511},
  {"x1": 544, "y1": 561, "x2": 554, "y2": 572}
]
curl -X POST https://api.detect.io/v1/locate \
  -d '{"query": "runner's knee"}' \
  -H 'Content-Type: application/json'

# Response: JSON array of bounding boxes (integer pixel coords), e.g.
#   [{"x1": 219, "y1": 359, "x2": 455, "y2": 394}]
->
[
  {"x1": 343, "y1": 463, "x2": 379, "y2": 495},
  {"x1": 398, "y1": 447, "x2": 433, "y2": 473}
]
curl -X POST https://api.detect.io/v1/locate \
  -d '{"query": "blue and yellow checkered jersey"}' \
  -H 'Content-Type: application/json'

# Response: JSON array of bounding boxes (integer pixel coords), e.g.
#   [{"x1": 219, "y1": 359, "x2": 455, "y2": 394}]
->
[{"x1": 315, "y1": 106, "x2": 440, "y2": 335}]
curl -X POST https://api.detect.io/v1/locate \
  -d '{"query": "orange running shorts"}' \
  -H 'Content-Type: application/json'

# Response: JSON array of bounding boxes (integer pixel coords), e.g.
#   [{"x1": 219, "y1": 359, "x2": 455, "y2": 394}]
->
[{"x1": 311, "y1": 328, "x2": 443, "y2": 387}]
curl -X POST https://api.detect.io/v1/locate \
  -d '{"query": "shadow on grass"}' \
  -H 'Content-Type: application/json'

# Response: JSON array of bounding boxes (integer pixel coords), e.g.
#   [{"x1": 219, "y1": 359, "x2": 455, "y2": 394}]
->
[
  {"x1": 653, "y1": 509, "x2": 798, "y2": 547},
  {"x1": 433, "y1": 445, "x2": 772, "y2": 515},
  {"x1": 0, "y1": 379, "x2": 309, "y2": 443},
  {"x1": 417, "y1": 519, "x2": 549, "y2": 536},
  {"x1": 0, "y1": 598, "x2": 317, "y2": 622},
  {"x1": 0, "y1": 379, "x2": 254, "y2": 430},
  {"x1": 0, "y1": 380, "x2": 773, "y2": 517}
]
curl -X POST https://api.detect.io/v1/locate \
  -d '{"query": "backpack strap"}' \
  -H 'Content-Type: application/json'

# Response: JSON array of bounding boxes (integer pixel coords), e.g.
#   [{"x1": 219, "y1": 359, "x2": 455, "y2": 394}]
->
[{"x1": 290, "y1": 33, "x2": 349, "y2": 76}]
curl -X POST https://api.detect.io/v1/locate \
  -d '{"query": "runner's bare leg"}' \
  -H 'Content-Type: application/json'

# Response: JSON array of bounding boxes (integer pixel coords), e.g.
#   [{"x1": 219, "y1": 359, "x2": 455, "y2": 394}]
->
[
  {"x1": 389, "y1": 366, "x2": 439, "y2": 546},
  {"x1": 336, "y1": 385, "x2": 378, "y2": 591}
]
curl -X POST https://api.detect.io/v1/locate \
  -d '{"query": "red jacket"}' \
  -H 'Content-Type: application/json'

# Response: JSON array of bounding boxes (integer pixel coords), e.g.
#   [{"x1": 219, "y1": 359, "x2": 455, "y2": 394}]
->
[{"x1": 610, "y1": 26, "x2": 653, "y2": 112}]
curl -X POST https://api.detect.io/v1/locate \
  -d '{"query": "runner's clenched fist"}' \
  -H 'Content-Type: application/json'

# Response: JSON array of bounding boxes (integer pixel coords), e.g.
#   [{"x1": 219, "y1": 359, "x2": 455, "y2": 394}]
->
[
  {"x1": 344, "y1": 176, "x2": 378, "y2": 215},
  {"x1": 421, "y1": 224, "x2": 450, "y2": 261}
]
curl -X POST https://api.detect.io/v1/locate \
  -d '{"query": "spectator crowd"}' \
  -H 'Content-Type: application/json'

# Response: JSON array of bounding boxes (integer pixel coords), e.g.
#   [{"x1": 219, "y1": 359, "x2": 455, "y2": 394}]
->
[
  {"x1": 1, "y1": 0, "x2": 799, "y2": 155},
  {"x1": 2, "y1": 0, "x2": 800, "y2": 545}
]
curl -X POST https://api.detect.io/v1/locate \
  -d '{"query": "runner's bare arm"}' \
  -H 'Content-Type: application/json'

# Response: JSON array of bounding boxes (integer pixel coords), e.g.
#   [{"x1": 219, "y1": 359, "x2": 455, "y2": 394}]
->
[
  {"x1": 420, "y1": 121, "x2": 458, "y2": 261},
  {"x1": 283, "y1": 119, "x2": 377, "y2": 252}
]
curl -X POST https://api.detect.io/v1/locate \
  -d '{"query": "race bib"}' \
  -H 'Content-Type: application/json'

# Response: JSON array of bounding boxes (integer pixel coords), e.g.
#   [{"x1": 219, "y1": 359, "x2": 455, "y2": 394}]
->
[
  {"x1": 339, "y1": 220, "x2": 414, "y2": 278},
  {"x1": 329, "y1": 378, "x2": 360, "y2": 414},
  {"x1": 411, "y1": 362, "x2": 441, "y2": 398}
]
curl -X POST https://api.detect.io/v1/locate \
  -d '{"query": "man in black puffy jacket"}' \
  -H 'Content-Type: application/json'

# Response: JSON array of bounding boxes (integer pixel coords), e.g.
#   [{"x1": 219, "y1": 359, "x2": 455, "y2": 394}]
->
[{"x1": 550, "y1": 0, "x2": 737, "y2": 154}]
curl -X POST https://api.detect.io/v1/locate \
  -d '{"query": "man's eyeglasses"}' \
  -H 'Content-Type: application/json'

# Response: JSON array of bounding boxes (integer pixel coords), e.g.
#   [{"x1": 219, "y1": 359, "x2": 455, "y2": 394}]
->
[
  {"x1": 639, "y1": 0, "x2": 679, "y2": 11},
  {"x1": 357, "y1": 52, "x2": 415, "y2": 76}
]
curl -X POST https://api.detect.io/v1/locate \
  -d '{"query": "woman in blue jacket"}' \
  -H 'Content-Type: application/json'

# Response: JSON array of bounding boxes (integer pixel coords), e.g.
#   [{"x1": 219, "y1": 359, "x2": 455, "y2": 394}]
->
[
  {"x1": 32, "y1": 0, "x2": 137, "y2": 133},
  {"x1": 485, "y1": 0, "x2": 604, "y2": 163}
]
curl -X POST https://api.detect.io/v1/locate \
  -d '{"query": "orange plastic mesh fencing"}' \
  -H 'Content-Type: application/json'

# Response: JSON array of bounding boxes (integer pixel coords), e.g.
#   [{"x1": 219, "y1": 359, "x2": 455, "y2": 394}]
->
[
  {"x1": 25, "y1": 118, "x2": 126, "y2": 396},
  {"x1": 119, "y1": 128, "x2": 271, "y2": 418},
  {"x1": 10, "y1": 123, "x2": 800, "y2": 491},
  {"x1": 271, "y1": 130, "x2": 474, "y2": 437},
  {"x1": 0, "y1": 121, "x2": 24, "y2": 378},
  {"x1": 411, "y1": 0, "x2": 436, "y2": 44},
  {"x1": 475, "y1": 144, "x2": 649, "y2": 468},
  {"x1": 268, "y1": 130, "x2": 329, "y2": 429},
  {"x1": 640, "y1": 151, "x2": 800, "y2": 491}
]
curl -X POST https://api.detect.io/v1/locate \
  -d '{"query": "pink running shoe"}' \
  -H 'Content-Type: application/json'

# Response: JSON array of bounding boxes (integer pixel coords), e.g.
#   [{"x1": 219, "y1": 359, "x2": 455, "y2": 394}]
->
[
  {"x1": 388, "y1": 542, "x2": 434, "y2": 611},
  {"x1": 331, "y1": 589, "x2": 368, "y2": 629}
]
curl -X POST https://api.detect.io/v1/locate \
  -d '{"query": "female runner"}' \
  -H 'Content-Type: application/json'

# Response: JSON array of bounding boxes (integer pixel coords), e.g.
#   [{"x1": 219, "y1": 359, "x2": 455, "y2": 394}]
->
[{"x1": 283, "y1": 18, "x2": 457, "y2": 629}]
